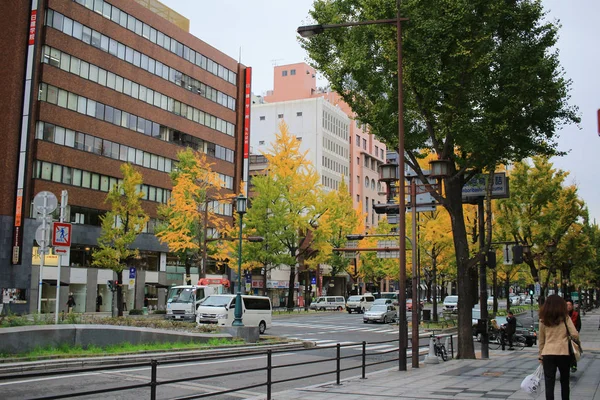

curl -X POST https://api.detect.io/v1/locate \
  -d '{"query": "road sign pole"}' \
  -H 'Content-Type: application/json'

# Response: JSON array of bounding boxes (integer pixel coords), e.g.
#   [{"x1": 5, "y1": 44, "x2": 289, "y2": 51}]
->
[
  {"x1": 37, "y1": 194, "x2": 48, "y2": 314},
  {"x1": 55, "y1": 190, "x2": 68, "y2": 324}
]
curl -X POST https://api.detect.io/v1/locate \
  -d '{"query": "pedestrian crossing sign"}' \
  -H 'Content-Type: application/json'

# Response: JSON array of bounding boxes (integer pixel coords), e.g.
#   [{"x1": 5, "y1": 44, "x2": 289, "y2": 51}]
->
[{"x1": 52, "y1": 222, "x2": 72, "y2": 247}]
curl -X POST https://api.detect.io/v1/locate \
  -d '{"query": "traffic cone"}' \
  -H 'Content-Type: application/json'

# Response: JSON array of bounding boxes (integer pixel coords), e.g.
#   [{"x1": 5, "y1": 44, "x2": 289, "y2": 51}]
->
[{"x1": 424, "y1": 336, "x2": 439, "y2": 364}]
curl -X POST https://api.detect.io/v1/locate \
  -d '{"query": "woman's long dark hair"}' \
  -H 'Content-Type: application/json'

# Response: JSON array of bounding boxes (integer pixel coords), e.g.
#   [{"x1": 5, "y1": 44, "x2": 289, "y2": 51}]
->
[{"x1": 539, "y1": 294, "x2": 568, "y2": 327}]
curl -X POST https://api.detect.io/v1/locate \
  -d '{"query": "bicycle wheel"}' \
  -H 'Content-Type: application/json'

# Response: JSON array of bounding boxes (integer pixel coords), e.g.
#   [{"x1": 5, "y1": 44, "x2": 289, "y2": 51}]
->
[
  {"x1": 514, "y1": 334, "x2": 527, "y2": 350},
  {"x1": 440, "y1": 345, "x2": 448, "y2": 361},
  {"x1": 487, "y1": 333, "x2": 501, "y2": 350}
]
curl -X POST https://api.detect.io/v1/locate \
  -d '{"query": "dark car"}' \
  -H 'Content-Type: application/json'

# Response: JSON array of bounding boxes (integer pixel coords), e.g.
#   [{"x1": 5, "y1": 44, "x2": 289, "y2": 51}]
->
[{"x1": 472, "y1": 314, "x2": 537, "y2": 347}]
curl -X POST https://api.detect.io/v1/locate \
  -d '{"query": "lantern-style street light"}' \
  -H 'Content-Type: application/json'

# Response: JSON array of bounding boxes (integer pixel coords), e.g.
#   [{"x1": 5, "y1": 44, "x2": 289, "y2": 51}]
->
[{"x1": 232, "y1": 194, "x2": 247, "y2": 326}]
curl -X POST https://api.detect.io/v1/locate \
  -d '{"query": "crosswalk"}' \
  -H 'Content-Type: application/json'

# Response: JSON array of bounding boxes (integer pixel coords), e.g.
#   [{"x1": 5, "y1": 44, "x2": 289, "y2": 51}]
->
[
  {"x1": 282, "y1": 337, "x2": 429, "y2": 355},
  {"x1": 272, "y1": 321, "x2": 399, "y2": 335}
]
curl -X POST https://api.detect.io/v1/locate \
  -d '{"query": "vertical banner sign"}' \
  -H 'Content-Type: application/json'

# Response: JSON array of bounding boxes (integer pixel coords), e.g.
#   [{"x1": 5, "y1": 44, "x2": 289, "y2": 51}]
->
[
  {"x1": 12, "y1": 0, "x2": 39, "y2": 265},
  {"x1": 242, "y1": 67, "x2": 252, "y2": 187}
]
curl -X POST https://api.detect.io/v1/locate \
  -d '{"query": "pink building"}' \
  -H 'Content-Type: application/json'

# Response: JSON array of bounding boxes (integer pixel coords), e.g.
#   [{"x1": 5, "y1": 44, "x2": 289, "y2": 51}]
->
[{"x1": 263, "y1": 63, "x2": 387, "y2": 229}]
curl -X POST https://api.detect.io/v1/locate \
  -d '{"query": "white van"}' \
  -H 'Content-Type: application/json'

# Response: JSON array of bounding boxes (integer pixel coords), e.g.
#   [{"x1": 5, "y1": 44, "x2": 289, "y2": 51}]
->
[
  {"x1": 346, "y1": 294, "x2": 376, "y2": 313},
  {"x1": 166, "y1": 285, "x2": 215, "y2": 321},
  {"x1": 309, "y1": 296, "x2": 346, "y2": 311},
  {"x1": 196, "y1": 295, "x2": 272, "y2": 334}
]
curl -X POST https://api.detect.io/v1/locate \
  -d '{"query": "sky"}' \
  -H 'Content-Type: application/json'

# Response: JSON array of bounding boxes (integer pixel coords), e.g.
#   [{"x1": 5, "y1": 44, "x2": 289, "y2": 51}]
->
[{"x1": 160, "y1": 0, "x2": 600, "y2": 222}]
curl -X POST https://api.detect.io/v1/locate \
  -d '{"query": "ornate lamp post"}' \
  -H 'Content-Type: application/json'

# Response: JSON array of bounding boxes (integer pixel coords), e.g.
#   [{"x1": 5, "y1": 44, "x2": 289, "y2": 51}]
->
[{"x1": 232, "y1": 194, "x2": 247, "y2": 327}]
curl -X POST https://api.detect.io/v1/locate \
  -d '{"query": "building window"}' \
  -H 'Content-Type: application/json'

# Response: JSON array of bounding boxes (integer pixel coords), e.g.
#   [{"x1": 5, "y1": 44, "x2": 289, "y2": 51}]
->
[
  {"x1": 357, "y1": 157, "x2": 360, "y2": 165},
  {"x1": 259, "y1": 116, "x2": 265, "y2": 121},
  {"x1": 278, "y1": 114, "x2": 284, "y2": 119},
  {"x1": 356, "y1": 134, "x2": 360, "y2": 147},
  {"x1": 296, "y1": 137, "x2": 302, "y2": 141},
  {"x1": 363, "y1": 138, "x2": 367, "y2": 150},
  {"x1": 282, "y1": 70, "x2": 288, "y2": 76},
  {"x1": 365, "y1": 177, "x2": 369, "y2": 187},
  {"x1": 259, "y1": 140, "x2": 265, "y2": 145},
  {"x1": 296, "y1": 112, "x2": 302, "y2": 117},
  {"x1": 290, "y1": 69, "x2": 296, "y2": 75}
]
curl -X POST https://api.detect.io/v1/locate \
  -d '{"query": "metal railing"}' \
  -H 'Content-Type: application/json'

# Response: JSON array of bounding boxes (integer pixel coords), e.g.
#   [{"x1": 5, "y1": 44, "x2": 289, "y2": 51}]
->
[{"x1": 0, "y1": 333, "x2": 455, "y2": 400}]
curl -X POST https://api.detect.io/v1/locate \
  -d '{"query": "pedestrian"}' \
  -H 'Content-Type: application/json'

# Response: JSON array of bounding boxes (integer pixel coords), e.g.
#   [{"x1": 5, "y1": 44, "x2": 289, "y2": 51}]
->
[
  {"x1": 566, "y1": 299, "x2": 581, "y2": 372},
  {"x1": 66, "y1": 293, "x2": 76, "y2": 313},
  {"x1": 505, "y1": 311, "x2": 517, "y2": 350},
  {"x1": 144, "y1": 295, "x2": 149, "y2": 308},
  {"x1": 566, "y1": 300, "x2": 581, "y2": 331},
  {"x1": 538, "y1": 294, "x2": 579, "y2": 400},
  {"x1": 96, "y1": 293, "x2": 103, "y2": 312}
]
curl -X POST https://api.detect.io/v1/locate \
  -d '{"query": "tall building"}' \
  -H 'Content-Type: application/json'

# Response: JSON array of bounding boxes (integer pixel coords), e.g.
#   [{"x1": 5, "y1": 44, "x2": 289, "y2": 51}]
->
[
  {"x1": 0, "y1": 0, "x2": 248, "y2": 313},
  {"x1": 261, "y1": 62, "x2": 388, "y2": 229},
  {"x1": 248, "y1": 63, "x2": 388, "y2": 300}
]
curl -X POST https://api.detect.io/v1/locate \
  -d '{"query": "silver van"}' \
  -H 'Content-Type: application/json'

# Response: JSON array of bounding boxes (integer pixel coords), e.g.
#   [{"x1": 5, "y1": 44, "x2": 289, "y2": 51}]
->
[{"x1": 309, "y1": 296, "x2": 346, "y2": 311}]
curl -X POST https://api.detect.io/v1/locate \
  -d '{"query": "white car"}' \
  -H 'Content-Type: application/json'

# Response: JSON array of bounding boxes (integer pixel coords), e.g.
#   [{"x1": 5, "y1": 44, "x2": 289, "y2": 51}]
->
[
  {"x1": 509, "y1": 295, "x2": 521, "y2": 306},
  {"x1": 363, "y1": 305, "x2": 397, "y2": 324},
  {"x1": 443, "y1": 295, "x2": 459, "y2": 313}
]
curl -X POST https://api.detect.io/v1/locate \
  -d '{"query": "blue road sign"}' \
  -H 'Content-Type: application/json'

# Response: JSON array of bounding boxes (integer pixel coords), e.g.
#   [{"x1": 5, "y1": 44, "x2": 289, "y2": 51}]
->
[
  {"x1": 129, "y1": 267, "x2": 136, "y2": 279},
  {"x1": 311, "y1": 277, "x2": 316, "y2": 285}
]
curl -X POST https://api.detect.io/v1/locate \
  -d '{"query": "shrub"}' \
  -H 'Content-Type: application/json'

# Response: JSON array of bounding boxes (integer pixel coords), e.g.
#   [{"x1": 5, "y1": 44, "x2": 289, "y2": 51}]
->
[
  {"x1": 128, "y1": 309, "x2": 143, "y2": 315},
  {"x1": 153, "y1": 310, "x2": 166, "y2": 315}
]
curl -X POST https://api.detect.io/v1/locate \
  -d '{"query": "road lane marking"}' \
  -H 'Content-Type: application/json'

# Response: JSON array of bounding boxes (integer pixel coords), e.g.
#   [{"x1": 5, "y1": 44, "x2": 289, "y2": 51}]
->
[{"x1": 0, "y1": 353, "x2": 295, "y2": 387}]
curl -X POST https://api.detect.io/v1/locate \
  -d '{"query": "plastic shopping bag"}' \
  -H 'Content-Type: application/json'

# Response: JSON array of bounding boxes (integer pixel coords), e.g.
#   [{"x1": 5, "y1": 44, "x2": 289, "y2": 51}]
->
[{"x1": 521, "y1": 365, "x2": 544, "y2": 397}]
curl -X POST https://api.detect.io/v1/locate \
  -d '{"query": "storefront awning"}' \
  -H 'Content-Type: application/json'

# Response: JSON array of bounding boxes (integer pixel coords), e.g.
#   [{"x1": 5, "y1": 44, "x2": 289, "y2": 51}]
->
[{"x1": 42, "y1": 280, "x2": 69, "y2": 286}]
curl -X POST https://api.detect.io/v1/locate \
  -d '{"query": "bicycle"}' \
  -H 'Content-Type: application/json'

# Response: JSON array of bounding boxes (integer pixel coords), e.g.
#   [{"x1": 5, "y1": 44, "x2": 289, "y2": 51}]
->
[
  {"x1": 486, "y1": 327, "x2": 526, "y2": 350},
  {"x1": 433, "y1": 335, "x2": 448, "y2": 361}
]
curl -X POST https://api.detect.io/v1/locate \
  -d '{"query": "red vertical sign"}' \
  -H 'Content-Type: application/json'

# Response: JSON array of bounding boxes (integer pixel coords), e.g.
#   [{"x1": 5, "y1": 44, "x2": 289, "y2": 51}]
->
[
  {"x1": 243, "y1": 68, "x2": 252, "y2": 160},
  {"x1": 28, "y1": 10, "x2": 37, "y2": 45}
]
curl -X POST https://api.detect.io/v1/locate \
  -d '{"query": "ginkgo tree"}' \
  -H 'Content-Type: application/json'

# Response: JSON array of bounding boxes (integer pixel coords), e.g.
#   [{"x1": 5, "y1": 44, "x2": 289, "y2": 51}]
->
[
  {"x1": 156, "y1": 148, "x2": 230, "y2": 285},
  {"x1": 243, "y1": 121, "x2": 327, "y2": 310},
  {"x1": 92, "y1": 163, "x2": 148, "y2": 317}
]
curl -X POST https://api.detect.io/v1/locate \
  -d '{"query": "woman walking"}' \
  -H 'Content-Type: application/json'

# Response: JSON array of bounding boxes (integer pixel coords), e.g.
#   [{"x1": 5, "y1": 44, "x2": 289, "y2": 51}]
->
[{"x1": 538, "y1": 294, "x2": 579, "y2": 400}]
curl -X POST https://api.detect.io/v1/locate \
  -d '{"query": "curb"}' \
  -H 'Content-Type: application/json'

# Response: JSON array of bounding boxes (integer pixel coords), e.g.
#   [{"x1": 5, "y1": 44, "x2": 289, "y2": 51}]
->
[{"x1": 0, "y1": 342, "x2": 306, "y2": 375}]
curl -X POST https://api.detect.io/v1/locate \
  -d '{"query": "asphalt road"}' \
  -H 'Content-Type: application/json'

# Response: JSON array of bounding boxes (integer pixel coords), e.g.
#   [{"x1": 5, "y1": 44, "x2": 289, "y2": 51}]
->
[{"x1": 0, "y1": 312, "x2": 441, "y2": 400}]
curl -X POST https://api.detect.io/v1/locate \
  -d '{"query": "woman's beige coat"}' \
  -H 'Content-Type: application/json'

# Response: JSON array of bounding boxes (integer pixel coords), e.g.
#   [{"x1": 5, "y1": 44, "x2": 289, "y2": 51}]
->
[{"x1": 539, "y1": 316, "x2": 579, "y2": 356}]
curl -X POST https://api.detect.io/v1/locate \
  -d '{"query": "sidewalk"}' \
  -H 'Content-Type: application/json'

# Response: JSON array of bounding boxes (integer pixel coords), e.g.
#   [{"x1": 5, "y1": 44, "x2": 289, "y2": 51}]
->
[{"x1": 251, "y1": 307, "x2": 600, "y2": 399}]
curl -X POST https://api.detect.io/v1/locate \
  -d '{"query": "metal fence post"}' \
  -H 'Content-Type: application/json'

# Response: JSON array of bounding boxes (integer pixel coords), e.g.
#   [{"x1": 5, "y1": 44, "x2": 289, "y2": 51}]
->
[
  {"x1": 150, "y1": 359, "x2": 158, "y2": 400},
  {"x1": 361, "y1": 341, "x2": 366, "y2": 379},
  {"x1": 267, "y1": 349, "x2": 272, "y2": 400},
  {"x1": 450, "y1": 335, "x2": 454, "y2": 359},
  {"x1": 336, "y1": 343, "x2": 341, "y2": 385}
]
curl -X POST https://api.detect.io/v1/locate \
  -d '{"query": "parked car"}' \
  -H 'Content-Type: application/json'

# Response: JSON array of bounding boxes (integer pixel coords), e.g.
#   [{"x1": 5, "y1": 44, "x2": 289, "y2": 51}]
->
[
  {"x1": 473, "y1": 315, "x2": 537, "y2": 346},
  {"x1": 443, "y1": 295, "x2": 459, "y2": 313},
  {"x1": 509, "y1": 295, "x2": 521, "y2": 306},
  {"x1": 487, "y1": 296, "x2": 494, "y2": 306},
  {"x1": 373, "y1": 298, "x2": 394, "y2": 306},
  {"x1": 346, "y1": 294, "x2": 375, "y2": 313},
  {"x1": 406, "y1": 298, "x2": 424, "y2": 311},
  {"x1": 363, "y1": 304, "x2": 397, "y2": 324}
]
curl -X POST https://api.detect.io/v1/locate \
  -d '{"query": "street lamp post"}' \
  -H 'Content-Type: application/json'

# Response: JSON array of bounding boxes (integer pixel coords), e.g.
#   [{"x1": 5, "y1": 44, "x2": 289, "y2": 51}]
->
[
  {"x1": 298, "y1": 0, "x2": 408, "y2": 371},
  {"x1": 232, "y1": 194, "x2": 247, "y2": 327}
]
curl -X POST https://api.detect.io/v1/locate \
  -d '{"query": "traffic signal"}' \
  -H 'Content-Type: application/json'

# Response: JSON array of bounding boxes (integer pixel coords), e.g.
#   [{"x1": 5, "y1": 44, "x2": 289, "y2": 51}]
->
[
  {"x1": 513, "y1": 245, "x2": 524, "y2": 264},
  {"x1": 528, "y1": 284, "x2": 534, "y2": 296},
  {"x1": 107, "y1": 280, "x2": 119, "y2": 291},
  {"x1": 486, "y1": 251, "x2": 496, "y2": 269}
]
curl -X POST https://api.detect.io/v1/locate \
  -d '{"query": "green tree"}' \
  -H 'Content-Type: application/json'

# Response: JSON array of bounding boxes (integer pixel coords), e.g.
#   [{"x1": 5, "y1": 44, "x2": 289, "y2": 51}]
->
[
  {"x1": 156, "y1": 148, "x2": 228, "y2": 285},
  {"x1": 496, "y1": 157, "x2": 586, "y2": 302},
  {"x1": 92, "y1": 163, "x2": 148, "y2": 316},
  {"x1": 244, "y1": 121, "x2": 325, "y2": 310},
  {"x1": 301, "y1": 0, "x2": 579, "y2": 358}
]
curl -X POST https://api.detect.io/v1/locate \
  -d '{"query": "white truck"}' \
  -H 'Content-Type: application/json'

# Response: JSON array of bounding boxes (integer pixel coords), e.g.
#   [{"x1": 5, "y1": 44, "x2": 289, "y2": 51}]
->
[{"x1": 165, "y1": 285, "x2": 216, "y2": 321}]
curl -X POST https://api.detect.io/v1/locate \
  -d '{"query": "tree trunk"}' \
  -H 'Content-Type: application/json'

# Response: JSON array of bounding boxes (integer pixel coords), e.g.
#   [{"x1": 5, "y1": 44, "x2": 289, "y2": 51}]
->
[
  {"x1": 287, "y1": 265, "x2": 296, "y2": 311},
  {"x1": 117, "y1": 284, "x2": 123, "y2": 317},
  {"x1": 304, "y1": 268, "x2": 310, "y2": 311},
  {"x1": 505, "y1": 275, "x2": 511, "y2": 312},
  {"x1": 432, "y1": 257, "x2": 438, "y2": 322},
  {"x1": 445, "y1": 176, "x2": 476, "y2": 359}
]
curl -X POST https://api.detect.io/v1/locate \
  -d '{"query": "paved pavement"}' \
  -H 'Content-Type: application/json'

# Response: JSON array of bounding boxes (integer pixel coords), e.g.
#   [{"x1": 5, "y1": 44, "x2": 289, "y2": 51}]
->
[{"x1": 249, "y1": 307, "x2": 600, "y2": 399}]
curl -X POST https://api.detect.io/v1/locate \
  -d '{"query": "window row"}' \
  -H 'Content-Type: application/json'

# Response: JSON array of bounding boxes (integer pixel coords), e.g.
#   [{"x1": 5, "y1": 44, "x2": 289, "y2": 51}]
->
[
  {"x1": 33, "y1": 161, "x2": 171, "y2": 204},
  {"x1": 322, "y1": 156, "x2": 349, "y2": 176},
  {"x1": 322, "y1": 136, "x2": 349, "y2": 159},
  {"x1": 45, "y1": 9, "x2": 236, "y2": 114},
  {"x1": 322, "y1": 111, "x2": 349, "y2": 140},
  {"x1": 42, "y1": 46, "x2": 234, "y2": 137},
  {"x1": 38, "y1": 83, "x2": 235, "y2": 166},
  {"x1": 71, "y1": 0, "x2": 237, "y2": 85},
  {"x1": 67, "y1": 204, "x2": 159, "y2": 233},
  {"x1": 36, "y1": 121, "x2": 173, "y2": 174},
  {"x1": 322, "y1": 175, "x2": 340, "y2": 191}
]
